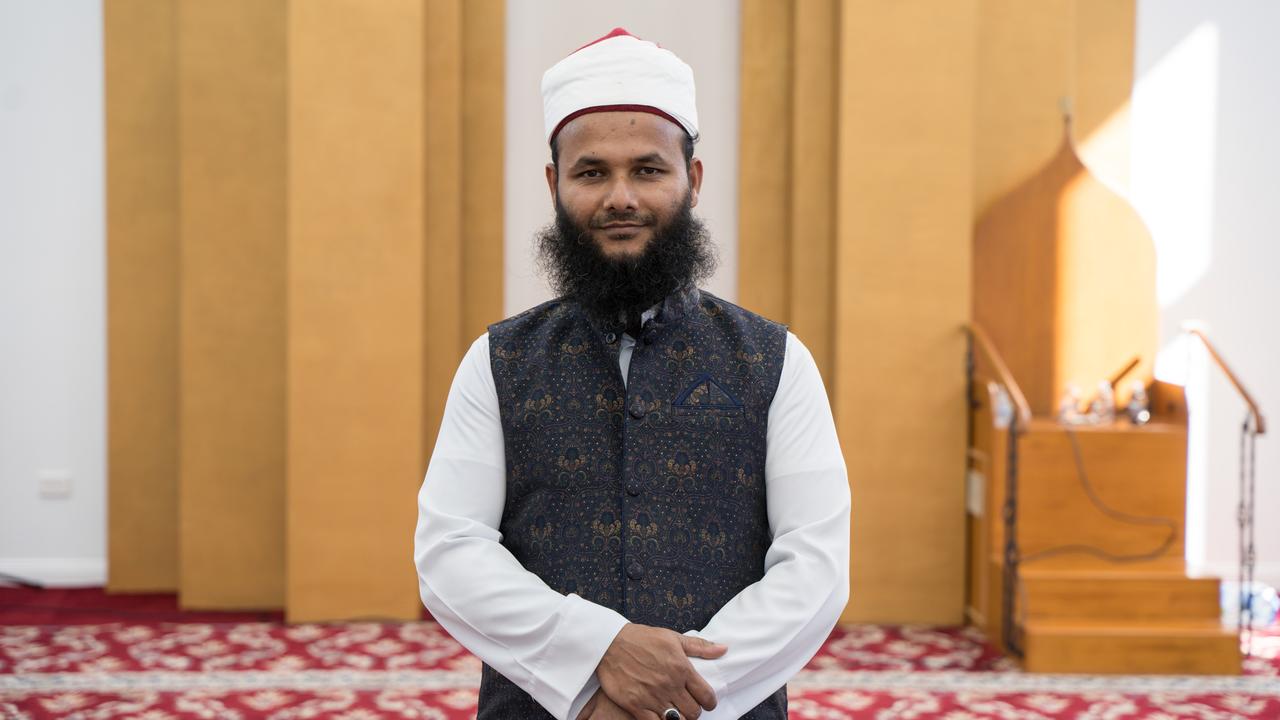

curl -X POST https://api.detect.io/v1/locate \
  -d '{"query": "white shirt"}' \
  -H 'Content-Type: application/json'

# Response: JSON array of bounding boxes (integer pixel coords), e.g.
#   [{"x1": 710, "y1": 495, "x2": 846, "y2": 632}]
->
[{"x1": 414, "y1": 326, "x2": 850, "y2": 720}]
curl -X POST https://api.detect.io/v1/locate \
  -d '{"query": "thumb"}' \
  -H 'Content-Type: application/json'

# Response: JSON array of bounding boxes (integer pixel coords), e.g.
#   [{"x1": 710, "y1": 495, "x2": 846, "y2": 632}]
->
[{"x1": 680, "y1": 634, "x2": 728, "y2": 659}]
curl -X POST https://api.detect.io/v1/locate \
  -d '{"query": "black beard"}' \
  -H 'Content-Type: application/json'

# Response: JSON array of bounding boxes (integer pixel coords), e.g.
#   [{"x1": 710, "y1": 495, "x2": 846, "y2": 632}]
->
[{"x1": 535, "y1": 192, "x2": 717, "y2": 325}]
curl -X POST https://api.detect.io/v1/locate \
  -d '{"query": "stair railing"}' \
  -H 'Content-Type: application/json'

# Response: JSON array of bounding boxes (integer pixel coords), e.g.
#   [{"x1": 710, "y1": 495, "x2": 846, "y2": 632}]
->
[
  {"x1": 965, "y1": 323, "x2": 1032, "y2": 658},
  {"x1": 1184, "y1": 326, "x2": 1267, "y2": 656}
]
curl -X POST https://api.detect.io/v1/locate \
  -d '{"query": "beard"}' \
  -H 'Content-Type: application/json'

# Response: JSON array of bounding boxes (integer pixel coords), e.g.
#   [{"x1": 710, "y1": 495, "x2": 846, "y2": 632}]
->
[{"x1": 535, "y1": 191, "x2": 717, "y2": 326}]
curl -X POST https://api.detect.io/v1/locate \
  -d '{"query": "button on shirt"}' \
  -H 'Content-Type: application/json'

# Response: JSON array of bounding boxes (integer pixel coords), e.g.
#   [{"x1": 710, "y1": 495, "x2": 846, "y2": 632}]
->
[{"x1": 414, "y1": 327, "x2": 850, "y2": 720}]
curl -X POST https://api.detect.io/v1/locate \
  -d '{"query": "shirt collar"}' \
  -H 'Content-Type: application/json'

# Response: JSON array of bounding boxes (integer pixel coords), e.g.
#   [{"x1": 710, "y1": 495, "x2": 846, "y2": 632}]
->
[{"x1": 577, "y1": 285, "x2": 701, "y2": 339}]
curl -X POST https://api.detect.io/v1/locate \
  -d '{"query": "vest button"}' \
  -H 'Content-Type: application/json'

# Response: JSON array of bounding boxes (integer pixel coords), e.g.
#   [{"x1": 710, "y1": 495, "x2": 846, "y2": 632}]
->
[
  {"x1": 627, "y1": 562, "x2": 645, "y2": 580},
  {"x1": 626, "y1": 482, "x2": 641, "y2": 497},
  {"x1": 628, "y1": 400, "x2": 646, "y2": 419},
  {"x1": 605, "y1": 332, "x2": 617, "y2": 344}
]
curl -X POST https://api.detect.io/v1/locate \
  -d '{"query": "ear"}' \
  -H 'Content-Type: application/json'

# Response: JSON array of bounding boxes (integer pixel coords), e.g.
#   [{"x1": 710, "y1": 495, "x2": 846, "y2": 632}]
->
[
  {"x1": 545, "y1": 163, "x2": 558, "y2": 208},
  {"x1": 688, "y1": 156, "x2": 704, "y2": 208}
]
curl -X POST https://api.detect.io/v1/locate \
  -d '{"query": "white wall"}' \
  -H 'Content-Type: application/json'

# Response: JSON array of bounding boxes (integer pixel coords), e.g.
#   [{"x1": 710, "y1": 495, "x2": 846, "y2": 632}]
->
[
  {"x1": 1133, "y1": 0, "x2": 1280, "y2": 589},
  {"x1": 0, "y1": 1, "x2": 107, "y2": 586},
  {"x1": 503, "y1": 0, "x2": 741, "y2": 316}
]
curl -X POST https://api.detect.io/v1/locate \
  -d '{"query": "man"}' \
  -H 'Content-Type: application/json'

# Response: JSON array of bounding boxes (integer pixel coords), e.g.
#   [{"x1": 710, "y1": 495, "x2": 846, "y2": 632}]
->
[{"x1": 414, "y1": 29, "x2": 849, "y2": 720}]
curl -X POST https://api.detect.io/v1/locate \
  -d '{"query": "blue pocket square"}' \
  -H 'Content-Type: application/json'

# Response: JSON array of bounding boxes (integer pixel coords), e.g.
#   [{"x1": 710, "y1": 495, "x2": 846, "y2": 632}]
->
[{"x1": 674, "y1": 373, "x2": 741, "y2": 409}]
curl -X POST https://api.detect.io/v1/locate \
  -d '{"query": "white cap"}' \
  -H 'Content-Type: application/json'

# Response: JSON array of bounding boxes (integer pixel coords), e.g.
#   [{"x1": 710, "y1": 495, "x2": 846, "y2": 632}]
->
[{"x1": 541, "y1": 28, "x2": 699, "y2": 144}]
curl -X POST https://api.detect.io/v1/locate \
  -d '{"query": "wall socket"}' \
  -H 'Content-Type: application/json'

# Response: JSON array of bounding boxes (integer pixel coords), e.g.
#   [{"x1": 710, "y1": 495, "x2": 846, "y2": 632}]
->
[{"x1": 38, "y1": 470, "x2": 72, "y2": 499}]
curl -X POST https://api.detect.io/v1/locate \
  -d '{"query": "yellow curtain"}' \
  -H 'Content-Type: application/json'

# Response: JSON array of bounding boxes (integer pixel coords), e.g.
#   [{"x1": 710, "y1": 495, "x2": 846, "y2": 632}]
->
[
  {"x1": 106, "y1": 0, "x2": 504, "y2": 622},
  {"x1": 738, "y1": 0, "x2": 1135, "y2": 624}
]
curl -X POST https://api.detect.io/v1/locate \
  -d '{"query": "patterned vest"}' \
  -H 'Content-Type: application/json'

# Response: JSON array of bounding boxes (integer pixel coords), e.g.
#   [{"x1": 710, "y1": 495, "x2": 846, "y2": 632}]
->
[{"x1": 477, "y1": 288, "x2": 788, "y2": 719}]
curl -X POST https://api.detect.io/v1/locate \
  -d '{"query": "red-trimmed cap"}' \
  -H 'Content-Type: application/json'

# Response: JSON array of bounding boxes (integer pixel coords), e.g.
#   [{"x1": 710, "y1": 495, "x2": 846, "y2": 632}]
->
[
  {"x1": 571, "y1": 27, "x2": 638, "y2": 55},
  {"x1": 541, "y1": 28, "x2": 698, "y2": 144},
  {"x1": 549, "y1": 104, "x2": 686, "y2": 145}
]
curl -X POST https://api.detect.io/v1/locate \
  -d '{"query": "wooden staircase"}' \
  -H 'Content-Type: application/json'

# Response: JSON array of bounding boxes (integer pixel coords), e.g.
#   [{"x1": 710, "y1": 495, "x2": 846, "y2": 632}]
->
[
  {"x1": 1022, "y1": 619, "x2": 1238, "y2": 674},
  {"x1": 1020, "y1": 558, "x2": 1238, "y2": 674},
  {"x1": 964, "y1": 346, "x2": 1242, "y2": 675},
  {"x1": 1021, "y1": 559, "x2": 1219, "y2": 624}
]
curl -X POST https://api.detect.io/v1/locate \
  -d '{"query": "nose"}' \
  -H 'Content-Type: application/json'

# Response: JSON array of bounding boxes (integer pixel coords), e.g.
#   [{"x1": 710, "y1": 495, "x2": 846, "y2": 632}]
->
[{"x1": 603, "y1": 176, "x2": 639, "y2": 212}]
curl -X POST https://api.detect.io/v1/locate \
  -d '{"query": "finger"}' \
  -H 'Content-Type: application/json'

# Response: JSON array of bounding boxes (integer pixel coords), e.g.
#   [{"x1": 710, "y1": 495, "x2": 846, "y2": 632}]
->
[
  {"x1": 675, "y1": 692, "x2": 702, "y2": 720},
  {"x1": 637, "y1": 694, "x2": 674, "y2": 719},
  {"x1": 686, "y1": 673, "x2": 718, "y2": 711},
  {"x1": 678, "y1": 635, "x2": 728, "y2": 660},
  {"x1": 629, "y1": 698, "x2": 663, "y2": 719},
  {"x1": 599, "y1": 692, "x2": 641, "y2": 720}
]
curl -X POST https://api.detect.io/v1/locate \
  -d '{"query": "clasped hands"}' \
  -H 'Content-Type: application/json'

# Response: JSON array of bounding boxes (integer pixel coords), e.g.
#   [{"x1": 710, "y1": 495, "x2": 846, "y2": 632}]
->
[{"x1": 576, "y1": 623, "x2": 727, "y2": 720}]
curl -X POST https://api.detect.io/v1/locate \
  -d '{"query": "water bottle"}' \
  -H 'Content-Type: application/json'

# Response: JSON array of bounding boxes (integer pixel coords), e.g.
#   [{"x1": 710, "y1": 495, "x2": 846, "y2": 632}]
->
[
  {"x1": 1127, "y1": 381, "x2": 1151, "y2": 425},
  {"x1": 1090, "y1": 381, "x2": 1116, "y2": 424}
]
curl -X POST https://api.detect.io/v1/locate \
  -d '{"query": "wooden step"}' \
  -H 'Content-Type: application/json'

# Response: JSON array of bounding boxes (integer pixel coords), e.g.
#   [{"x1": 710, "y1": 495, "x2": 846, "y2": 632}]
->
[
  {"x1": 1022, "y1": 619, "x2": 1240, "y2": 675},
  {"x1": 1021, "y1": 560, "x2": 1221, "y2": 623}
]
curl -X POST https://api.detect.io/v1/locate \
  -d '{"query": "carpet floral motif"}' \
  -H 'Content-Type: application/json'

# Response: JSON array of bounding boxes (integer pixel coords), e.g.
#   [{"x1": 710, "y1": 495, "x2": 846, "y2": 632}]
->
[{"x1": 2, "y1": 620, "x2": 1277, "y2": 718}]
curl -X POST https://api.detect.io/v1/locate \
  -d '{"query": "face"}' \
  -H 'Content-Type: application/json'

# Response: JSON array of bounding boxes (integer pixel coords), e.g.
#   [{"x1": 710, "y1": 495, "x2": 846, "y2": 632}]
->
[{"x1": 545, "y1": 111, "x2": 703, "y2": 261}]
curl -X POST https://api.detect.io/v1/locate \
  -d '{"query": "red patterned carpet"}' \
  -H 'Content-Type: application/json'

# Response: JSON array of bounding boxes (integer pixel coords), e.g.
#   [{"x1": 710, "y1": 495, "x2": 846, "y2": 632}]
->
[{"x1": 1, "y1": 588, "x2": 1277, "y2": 719}]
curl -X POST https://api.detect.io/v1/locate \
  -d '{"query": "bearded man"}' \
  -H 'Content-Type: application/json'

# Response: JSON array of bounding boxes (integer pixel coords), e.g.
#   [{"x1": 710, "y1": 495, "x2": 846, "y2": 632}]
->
[{"x1": 414, "y1": 29, "x2": 850, "y2": 720}]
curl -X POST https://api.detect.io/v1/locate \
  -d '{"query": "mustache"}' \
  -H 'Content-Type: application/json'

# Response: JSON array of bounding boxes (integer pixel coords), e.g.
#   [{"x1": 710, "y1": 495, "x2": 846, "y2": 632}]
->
[{"x1": 589, "y1": 211, "x2": 655, "y2": 229}]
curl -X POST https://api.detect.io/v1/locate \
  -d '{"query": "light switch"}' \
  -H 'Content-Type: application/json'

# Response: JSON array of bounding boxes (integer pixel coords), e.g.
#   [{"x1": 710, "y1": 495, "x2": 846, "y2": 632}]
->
[{"x1": 38, "y1": 470, "x2": 72, "y2": 499}]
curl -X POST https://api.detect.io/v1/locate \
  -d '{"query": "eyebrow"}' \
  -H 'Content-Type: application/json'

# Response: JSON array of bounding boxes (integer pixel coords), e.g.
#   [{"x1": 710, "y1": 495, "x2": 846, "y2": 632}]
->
[
  {"x1": 568, "y1": 152, "x2": 672, "y2": 170},
  {"x1": 632, "y1": 153, "x2": 670, "y2": 165}
]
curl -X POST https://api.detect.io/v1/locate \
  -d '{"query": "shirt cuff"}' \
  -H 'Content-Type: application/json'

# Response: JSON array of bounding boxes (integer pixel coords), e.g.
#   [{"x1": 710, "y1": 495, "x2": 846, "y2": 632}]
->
[
  {"x1": 566, "y1": 675, "x2": 601, "y2": 720},
  {"x1": 530, "y1": 594, "x2": 629, "y2": 720},
  {"x1": 685, "y1": 630, "x2": 736, "y2": 719}
]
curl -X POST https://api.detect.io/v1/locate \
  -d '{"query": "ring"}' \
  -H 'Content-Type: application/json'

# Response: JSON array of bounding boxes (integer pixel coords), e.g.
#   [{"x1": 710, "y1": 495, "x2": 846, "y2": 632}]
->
[{"x1": 663, "y1": 709, "x2": 682, "y2": 720}]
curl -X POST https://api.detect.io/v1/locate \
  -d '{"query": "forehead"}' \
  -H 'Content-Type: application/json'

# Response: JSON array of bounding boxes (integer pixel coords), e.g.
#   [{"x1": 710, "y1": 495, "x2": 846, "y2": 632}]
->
[{"x1": 555, "y1": 111, "x2": 685, "y2": 163}]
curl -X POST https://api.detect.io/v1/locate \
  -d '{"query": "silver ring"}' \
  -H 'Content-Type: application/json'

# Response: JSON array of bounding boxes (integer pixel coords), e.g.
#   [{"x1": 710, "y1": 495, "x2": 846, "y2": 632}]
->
[{"x1": 663, "y1": 709, "x2": 682, "y2": 720}]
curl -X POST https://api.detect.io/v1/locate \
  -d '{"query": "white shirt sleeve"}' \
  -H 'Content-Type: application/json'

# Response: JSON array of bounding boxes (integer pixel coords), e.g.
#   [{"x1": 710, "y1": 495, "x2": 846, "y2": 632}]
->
[
  {"x1": 684, "y1": 331, "x2": 852, "y2": 718},
  {"x1": 413, "y1": 334, "x2": 629, "y2": 720}
]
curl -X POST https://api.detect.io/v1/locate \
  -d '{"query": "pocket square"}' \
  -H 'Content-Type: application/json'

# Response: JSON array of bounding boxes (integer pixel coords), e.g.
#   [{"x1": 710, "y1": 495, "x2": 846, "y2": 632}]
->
[{"x1": 674, "y1": 373, "x2": 741, "y2": 408}]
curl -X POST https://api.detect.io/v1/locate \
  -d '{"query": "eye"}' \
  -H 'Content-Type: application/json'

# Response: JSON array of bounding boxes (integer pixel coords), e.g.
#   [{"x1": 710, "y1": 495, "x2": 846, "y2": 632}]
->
[
  {"x1": 577, "y1": 169, "x2": 604, "y2": 179},
  {"x1": 636, "y1": 167, "x2": 663, "y2": 176}
]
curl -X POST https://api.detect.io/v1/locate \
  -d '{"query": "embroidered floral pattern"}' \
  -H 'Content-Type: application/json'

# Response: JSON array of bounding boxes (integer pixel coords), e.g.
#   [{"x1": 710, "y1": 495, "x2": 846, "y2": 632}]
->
[{"x1": 483, "y1": 289, "x2": 788, "y2": 718}]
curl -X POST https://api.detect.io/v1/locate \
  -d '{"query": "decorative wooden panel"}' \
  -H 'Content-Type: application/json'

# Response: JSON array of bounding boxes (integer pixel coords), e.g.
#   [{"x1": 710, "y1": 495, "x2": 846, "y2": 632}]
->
[
  {"x1": 833, "y1": 0, "x2": 977, "y2": 624},
  {"x1": 105, "y1": 0, "x2": 180, "y2": 592},
  {"x1": 460, "y1": 0, "x2": 507, "y2": 347},
  {"x1": 973, "y1": 135, "x2": 1158, "y2": 415},
  {"x1": 107, "y1": 0, "x2": 504, "y2": 618},
  {"x1": 284, "y1": 0, "x2": 430, "y2": 623},
  {"x1": 739, "y1": 0, "x2": 1138, "y2": 623},
  {"x1": 176, "y1": 0, "x2": 288, "y2": 610}
]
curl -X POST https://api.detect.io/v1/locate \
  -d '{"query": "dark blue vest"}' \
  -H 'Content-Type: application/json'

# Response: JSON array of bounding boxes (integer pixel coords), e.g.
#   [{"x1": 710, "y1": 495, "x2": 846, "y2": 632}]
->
[{"x1": 478, "y1": 288, "x2": 788, "y2": 719}]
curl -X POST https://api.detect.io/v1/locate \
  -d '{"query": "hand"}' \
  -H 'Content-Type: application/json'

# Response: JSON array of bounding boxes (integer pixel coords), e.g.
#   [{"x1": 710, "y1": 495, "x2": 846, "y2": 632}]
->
[
  {"x1": 596, "y1": 623, "x2": 728, "y2": 720},
  {"x1": 581, "y1": 689, "x2": 632, "y2": 720}
]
